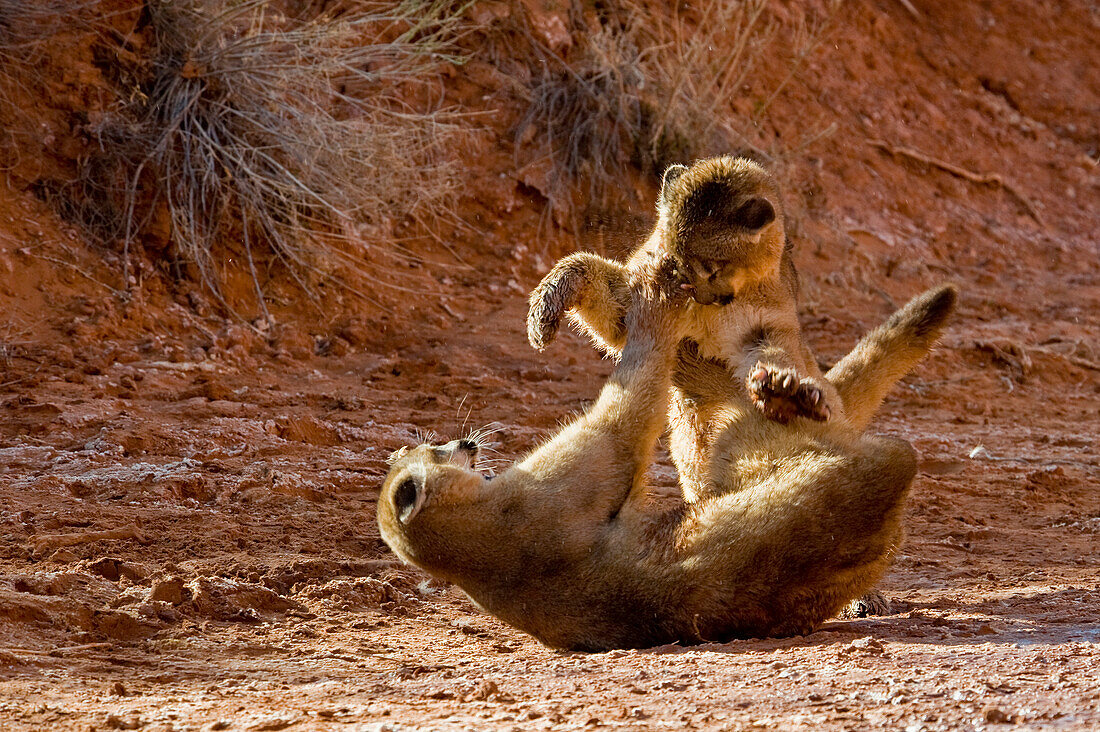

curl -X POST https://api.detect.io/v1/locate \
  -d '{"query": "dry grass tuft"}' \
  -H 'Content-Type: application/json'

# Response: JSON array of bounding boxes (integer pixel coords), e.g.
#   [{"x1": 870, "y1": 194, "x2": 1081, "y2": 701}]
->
[
  {"x1": 4, "y1": 0, "x2": 470, "y2": 315},
  {"x1": 110, "y1": 0, "x2": 469, "y2": 314},
  {"x1": 518, "y1": 0, "x2": 840, "y2": 224},
  {"x1": 632, "y1": 0, "x2": 779, "y2": 166},
  {"x1": 516, "y1": 20, "x2": 646, "y2": 224}
]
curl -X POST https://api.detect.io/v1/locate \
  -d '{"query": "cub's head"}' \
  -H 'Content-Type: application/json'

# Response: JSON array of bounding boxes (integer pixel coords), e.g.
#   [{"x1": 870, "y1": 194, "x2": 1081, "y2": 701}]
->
[
  {"x1": 658, "y1": 156, "x2": 786, "y2": 305},
  {"x1": 377, "y1": 438, "x2": 493, "y2": 578}
]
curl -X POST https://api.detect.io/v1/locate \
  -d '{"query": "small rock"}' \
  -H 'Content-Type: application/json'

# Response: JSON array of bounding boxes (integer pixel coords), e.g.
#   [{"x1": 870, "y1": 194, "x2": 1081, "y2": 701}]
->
[
  {"x1": 87, "y1": 558, "x2": 147, "y2": 583},
  {"x1": 48, "y1": 549, "x2": 78, "y2": 563},
  {"x1": 105, "y1": 713, "x2": 143, "y2": 730},
  {"x1": 111, "y1": 681, "x2": 127, "y2": 696},
  {"x1": 983, "y1": 705, "x2": 1013, "y2": 723},
  {"x1": 137, "y1": 601, "x2": 182, "y2": 623},
  {"x1": 88, "y1": 558, "x2": 123, "y2": 581},
  {"x1": 465, "y1": 678, "x2": 513, "y2": 702},
  {"x1": 148, "y1": 577, "x2": 185, "y2": 605},
  {"x1": 425, "y1": 688, "x2": 455, "y2": 699},
  {"x1": 468, "y1": 679, "x2": 499, "y2": 701},
  {"x1": 843, "y1": 636, "x2": 885, "y2": 654},
  {"x1": 249, "y1": 717, "x2": 295, "y2": 731}
]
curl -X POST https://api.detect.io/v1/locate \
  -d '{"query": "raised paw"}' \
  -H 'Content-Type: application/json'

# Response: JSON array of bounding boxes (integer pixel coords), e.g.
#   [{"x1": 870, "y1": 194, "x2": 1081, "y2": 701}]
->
[
  {"x1": 746, "y1": 363, "x2": 832, "y2": 424},
  {"x1": 527, "y1": 260, "x2": 589, "y2": 351},
  {"x1": 837, "y1": 590, "x2": 892, "y2": 619}
]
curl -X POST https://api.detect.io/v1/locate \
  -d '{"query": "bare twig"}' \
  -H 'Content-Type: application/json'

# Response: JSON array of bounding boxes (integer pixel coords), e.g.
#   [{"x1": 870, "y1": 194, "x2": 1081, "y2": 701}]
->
[
  {"x1": 869, "y1": 139, "x2": 1044, "y2": 225},
  {"x1": 33, "y1": 525, "x2": 146, "y2": 551},
  {"x1": 21, "y1": 249, "x2": 126, "y2": 297}
]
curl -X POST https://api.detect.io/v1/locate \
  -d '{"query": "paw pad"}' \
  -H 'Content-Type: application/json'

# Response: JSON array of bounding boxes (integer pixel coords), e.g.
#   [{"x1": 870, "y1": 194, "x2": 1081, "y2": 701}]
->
[{"x1": 747, "y1": 364, "x2": 831, "y2": 424}]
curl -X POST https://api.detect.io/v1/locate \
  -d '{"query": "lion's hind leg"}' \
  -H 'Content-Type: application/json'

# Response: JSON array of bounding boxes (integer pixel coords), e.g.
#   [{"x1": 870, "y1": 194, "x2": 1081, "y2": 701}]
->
[
  {"x1": 688, "y1": 433, "x2": 917, "y2": 638},
  {"x1": 827, "y1": 284, "x2": 957, "y2": 432}
]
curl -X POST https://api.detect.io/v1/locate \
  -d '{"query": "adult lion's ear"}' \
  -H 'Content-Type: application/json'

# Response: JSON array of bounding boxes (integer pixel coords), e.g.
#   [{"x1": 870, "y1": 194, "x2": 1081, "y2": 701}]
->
[
  {"x1": 386, "y1": 446, "x2": 409, "y2": 465},
  {"x1": 393, "y1": 476, "x2": 425, "y2": 524}
]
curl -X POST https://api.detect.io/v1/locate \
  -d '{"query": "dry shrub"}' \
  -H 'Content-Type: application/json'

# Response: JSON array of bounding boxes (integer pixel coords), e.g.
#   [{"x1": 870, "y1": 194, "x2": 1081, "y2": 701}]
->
[
  {"x1": 4, "y1": 0, "x2": 469, "y2": 314},
  {"x1": 112, "y1": 0, "x2": 470, "y2": 314},
  {"x1": 632, "y1": 0, "x2": 779, "y2": 166},
  {"x1": 516, "y1": 21, "x2": 646, "y2": 226},
  {"x1": 518, "y1": 0, "x2": 840, "y2": 222}
]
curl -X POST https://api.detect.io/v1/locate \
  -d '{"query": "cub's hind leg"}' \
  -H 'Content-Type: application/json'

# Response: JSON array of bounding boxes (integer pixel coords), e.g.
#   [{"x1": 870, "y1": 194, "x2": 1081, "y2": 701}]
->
[{"x1": 669, "y1": 339, "x2": 741, "y2": 502}]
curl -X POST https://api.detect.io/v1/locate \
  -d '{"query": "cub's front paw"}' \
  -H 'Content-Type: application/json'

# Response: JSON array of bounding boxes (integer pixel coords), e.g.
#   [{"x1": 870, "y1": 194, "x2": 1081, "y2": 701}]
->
[
  {"x1": 746, "y1": 363, "x2": 831, "y2": 424},
  {"x1": 527, "y1": 262, "x2": 588, "y2": 351}
]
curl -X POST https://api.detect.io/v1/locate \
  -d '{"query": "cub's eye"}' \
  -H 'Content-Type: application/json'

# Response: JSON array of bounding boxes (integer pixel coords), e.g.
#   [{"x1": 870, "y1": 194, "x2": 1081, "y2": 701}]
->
[
  {"x1": 394, "y1": 478, "x2": 420, "y2": 524},
  {"x1": 702, "y1": 261, "x2": 725, "y2": 279}
]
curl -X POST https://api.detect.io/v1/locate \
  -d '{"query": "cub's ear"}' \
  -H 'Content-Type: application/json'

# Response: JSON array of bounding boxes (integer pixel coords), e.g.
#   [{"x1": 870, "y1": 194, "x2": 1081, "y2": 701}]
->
[
  {"x1": 732, "y1": 197, "x2": 776, "y2": 231},
  {"x1": 658, "y1": 163, "x2": 689, "y2": 210},
  {"x1": 386, "y1": 446, "x2": 410, "y2": 465}
]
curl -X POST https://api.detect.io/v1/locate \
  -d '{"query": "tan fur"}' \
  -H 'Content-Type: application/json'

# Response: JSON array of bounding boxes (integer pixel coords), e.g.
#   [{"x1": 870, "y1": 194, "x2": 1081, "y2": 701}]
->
[{"x1": 379, "y1": 256, "x2": 956, "y2": 650}]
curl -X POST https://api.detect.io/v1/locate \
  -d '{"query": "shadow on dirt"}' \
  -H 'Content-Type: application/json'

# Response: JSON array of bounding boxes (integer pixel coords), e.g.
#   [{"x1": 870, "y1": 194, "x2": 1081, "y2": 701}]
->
[{"x1": 616, "y1": 586, "x2": 1099, "y2": 658}]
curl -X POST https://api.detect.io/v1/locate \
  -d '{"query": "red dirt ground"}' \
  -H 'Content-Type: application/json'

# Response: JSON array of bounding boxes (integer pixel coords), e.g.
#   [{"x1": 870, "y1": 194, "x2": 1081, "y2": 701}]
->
[{"x1": 0, "y1": 1, "x2": 1097, "y2": 730}]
